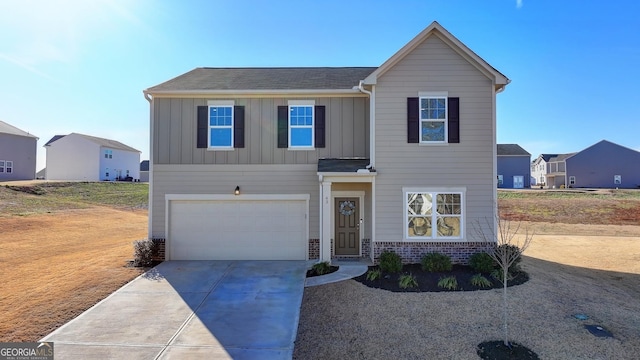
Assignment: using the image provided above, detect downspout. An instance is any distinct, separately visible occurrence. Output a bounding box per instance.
[143,91,154,241]
[357,81,375,169]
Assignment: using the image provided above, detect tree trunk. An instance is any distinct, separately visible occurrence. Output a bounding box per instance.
[503,270,509,347]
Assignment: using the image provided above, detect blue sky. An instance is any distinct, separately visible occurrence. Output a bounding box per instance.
[2,0,639,171]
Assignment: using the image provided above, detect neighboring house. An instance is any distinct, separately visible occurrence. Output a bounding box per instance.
[547,140,640,189]
[497,144,530,189]
[143,22,510,264]
[530,154,558,187]
[140,160,149,182]
[0,120,38,181]
[44,133,141,181]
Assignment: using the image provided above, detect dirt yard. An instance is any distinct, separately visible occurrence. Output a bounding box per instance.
[0,207,148,342]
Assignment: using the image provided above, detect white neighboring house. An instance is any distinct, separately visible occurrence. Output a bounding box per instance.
[44,133,141,181]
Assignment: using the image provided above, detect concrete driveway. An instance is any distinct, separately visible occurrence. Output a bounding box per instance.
[42,261,308,359]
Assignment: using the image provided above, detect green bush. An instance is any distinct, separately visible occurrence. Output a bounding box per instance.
[379,251,403,273]
[469,252,495,273]
[470,274,492,288]
[366,268,381,281]
[421,252,452,272]
[491,268,514,283]
[399,273,418,289]
[496,244,522,272]
[437,276,458,290]
[311,261,332,275]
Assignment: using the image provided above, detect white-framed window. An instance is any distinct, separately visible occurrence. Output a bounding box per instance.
[0,160,4,173]
[6,161,12,174]
[419,93,447,143]
[497,175,504,186]
[208,104,234,149]
[569,176,575,185]
[288,100,314,148]
[404,187,464,240]
[614,175,622,185]
[104,150,112,159]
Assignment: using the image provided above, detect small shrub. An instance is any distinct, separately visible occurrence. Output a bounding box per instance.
[379,251,403,273]
[133,239,156,267]
[399,273,418,289]
[491,268,514,283]
[421,252,452,272]
[311,261,331,275]
[470,274,492,288]
[496,244,522,272]
[469,252,495,273]
[437,275,458,290]
[366,268,381,281]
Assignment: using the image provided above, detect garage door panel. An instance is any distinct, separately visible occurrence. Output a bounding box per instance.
[168,199,307,260]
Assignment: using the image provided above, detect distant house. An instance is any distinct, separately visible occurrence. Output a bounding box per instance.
[0,120,38,181]
[497,144,530,188]
[530,154,558,187]
[44,133,141,181]
[140,160,149,182]
[532,140,640,189]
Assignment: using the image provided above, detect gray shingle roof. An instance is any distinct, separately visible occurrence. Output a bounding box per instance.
[497,144,530,156]
[140,160,149,171]
[0,120,38,139]
[44,133,140,153]
[549,153,577,162]
[318,158,370,172]
[146,67,377,92]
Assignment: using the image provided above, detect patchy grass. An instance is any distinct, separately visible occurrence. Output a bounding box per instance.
[0,182,148,216]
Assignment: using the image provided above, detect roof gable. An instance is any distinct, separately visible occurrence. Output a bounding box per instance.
[363,21,509,91]
[0,120,38,139]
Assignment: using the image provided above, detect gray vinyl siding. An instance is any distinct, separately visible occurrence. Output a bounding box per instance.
[374,34,496,242]
[0,133,37,180]
[153,96,369,165]
[497,156,531,188]
[151,164,319,238]
[566,141,640,189]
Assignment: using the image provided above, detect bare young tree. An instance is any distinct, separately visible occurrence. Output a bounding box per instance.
[474,213,534,347]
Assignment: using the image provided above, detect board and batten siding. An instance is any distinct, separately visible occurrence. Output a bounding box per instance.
[153,97,369,165]
[151,164,319,239]
[374,34,497,242]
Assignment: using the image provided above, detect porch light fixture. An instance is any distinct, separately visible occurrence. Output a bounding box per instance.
[234,186,240,195]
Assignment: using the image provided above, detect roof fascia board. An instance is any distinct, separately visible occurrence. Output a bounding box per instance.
[363,22,509,88]
[144,89,366,99]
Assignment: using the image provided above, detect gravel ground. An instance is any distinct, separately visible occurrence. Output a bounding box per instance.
[293,227,640,359]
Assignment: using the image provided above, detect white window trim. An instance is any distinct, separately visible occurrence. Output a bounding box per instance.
[418,91,448,145]
[287,100,315,150]
[497,175,503,186]
[403,187,465,242]
[569,176,576,185]
[0,160,4,173]
[5,161,12,174]
[614,175,622,185]
[207,100,235,150]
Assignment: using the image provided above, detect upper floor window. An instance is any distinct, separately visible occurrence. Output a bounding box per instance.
[405,188,464,240]
[104,150,112,159]
[420,97,447,143]
[289,102,314,148]
[209,105,234,148]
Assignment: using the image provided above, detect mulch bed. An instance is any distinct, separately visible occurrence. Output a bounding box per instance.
[353,264,529,292]
[306,265,339,278]
[477,340,540,359]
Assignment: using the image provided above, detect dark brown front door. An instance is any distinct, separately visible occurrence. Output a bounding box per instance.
[335,197,359,256]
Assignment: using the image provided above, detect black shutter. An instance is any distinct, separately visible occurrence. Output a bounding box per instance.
[233,106,245,148]
[277,106,288,148]
[314,105,326,148]
[448,97,460,143]
[197,106,208,148]
[407,97,419,143]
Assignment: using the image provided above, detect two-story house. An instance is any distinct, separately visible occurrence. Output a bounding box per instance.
[143,22,509,264]
[0,120,38,181]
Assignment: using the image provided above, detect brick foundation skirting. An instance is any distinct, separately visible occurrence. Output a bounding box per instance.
[308,239,319,260]
[373,241,494,265]
[151,238,165,261]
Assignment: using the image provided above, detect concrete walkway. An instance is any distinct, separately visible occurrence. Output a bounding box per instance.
[42,261,307,360]
[304,259,369,287]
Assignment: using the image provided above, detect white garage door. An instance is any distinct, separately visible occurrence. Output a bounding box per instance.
[167,197,308,260]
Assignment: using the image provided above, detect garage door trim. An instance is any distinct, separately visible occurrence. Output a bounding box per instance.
[165,193,310,260]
